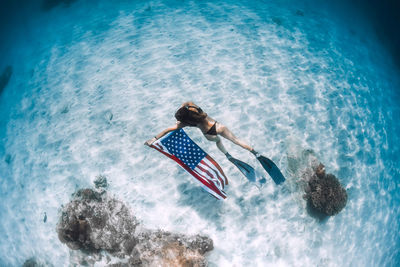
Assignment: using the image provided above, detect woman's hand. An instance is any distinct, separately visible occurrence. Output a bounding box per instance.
[145,124,181,147]
[144,137,157,146]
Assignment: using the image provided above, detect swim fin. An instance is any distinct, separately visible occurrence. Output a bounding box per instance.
[256,155,285,185]
[226,153,256,182]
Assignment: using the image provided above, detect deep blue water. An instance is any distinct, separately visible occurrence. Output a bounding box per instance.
[0,0,399,266]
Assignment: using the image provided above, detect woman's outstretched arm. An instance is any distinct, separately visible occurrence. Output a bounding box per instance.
[144,121,185,146]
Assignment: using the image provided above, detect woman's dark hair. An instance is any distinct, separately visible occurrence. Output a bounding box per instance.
[175,105,207,126]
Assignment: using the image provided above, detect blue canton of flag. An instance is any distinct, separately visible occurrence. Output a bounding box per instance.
[161,130,206,169]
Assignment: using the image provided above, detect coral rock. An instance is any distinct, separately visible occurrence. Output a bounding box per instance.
[57,188,138,254]
[57,185,213,266]
[304,165,347,216]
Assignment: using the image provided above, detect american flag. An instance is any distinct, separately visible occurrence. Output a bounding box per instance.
[151,129,228,200]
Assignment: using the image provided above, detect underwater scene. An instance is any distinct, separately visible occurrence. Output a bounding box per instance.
[0,0,399,266]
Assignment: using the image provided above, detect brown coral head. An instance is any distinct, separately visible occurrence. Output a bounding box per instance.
[305,173,347,216]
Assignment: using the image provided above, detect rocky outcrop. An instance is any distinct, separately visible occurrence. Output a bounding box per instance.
[287,147,347,218]
[56,177,213,266]
[133,231,213,267]
[57,188,137,254]
[304,163,347,216]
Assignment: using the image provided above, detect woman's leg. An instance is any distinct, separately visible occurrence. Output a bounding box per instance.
[205,134,228,154]
[217,123,254,152]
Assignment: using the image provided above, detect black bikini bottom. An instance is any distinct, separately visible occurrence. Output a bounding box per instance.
[206,122,217,136]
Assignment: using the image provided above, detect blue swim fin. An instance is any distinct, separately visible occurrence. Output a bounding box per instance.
[256,155,285,185]
[226,153,256,182]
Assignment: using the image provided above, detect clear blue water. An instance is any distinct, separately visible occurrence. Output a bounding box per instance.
[0,0,399,266]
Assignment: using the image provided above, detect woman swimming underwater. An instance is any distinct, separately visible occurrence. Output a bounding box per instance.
[144,101,260,159]
[145,101,285,184]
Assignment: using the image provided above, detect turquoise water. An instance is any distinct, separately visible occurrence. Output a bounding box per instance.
[0,0,399,266]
